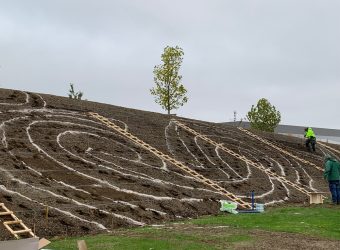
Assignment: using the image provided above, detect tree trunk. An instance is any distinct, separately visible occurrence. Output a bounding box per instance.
[167,84,170,115]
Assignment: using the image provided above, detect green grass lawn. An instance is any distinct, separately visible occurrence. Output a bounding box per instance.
[192,205,340,240]
[49,232,251,250]
[49,205,340,250]
[49,230,252,250]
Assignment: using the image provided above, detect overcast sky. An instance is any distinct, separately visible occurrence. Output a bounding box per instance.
[0,0,339,128]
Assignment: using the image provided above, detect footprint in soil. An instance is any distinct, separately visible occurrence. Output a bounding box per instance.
[76,210,90,216]
[98,170,109,175]
[59,219,74,227]
[92,209,108,219]
[81,226,90,232]
[18,204,28,209]
[3,195,12,202]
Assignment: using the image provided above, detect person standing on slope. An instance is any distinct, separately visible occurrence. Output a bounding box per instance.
[324,155,340,205]
[304,127,316,152]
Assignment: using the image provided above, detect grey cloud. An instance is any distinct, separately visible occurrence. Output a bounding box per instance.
[0,0,339,128]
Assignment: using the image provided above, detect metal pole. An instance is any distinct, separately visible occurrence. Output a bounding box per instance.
[251,190,255,210]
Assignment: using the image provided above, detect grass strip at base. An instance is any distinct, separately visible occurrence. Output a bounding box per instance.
[191,206,340,240]
[49,206,339,249]
[49,228,252,250]
[50,235,209,250]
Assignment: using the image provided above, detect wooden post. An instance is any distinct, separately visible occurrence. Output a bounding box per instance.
[77,240,88,250]
[45,206,49,224]
[309,192,327,204]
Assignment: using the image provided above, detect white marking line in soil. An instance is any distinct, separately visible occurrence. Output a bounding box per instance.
[175,122,316,205]
[225,128,319,194]
[161,160,168,171]
[295,170,301,184]
[237,148,293,201]
[97,150,161,173]
[145,208,167,216]
[238,175,276,199]
[1,164,144,227]
[215,146,245,179]
[0,116,30,147]
[194,136,216,166]
[59,131,217,197]
[165,121,176,156]
[26,121,175,201]
[239,136,315,199]
[270,158,286,176]
[27,119,216,206]
[53,180,91,195]
[102,197,139,209]
[169,121,286,204]
[0,185,108,230]
[180,198,203,202]
[178,135,204,169]
[21,161,42,176]
[109,118,128,131]
[36,94,47,108]
[318,142,340,157]
[319,144,340,162]
[3,104,324,235]
[217,166,231,179]
[293,159,316,191]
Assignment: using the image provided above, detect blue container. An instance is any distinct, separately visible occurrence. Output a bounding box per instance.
[255,203,264,212]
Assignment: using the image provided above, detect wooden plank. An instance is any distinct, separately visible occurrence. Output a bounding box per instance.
[77,240,88,250]
[0,211,13,216]
[0,203,35,239]
[12,229,32,235]
[318,142,340,155]
[4,220,22,225]
[89,112,251,209]
[39,238,51,249]
[174,120,311,196]
[238,127,323,171]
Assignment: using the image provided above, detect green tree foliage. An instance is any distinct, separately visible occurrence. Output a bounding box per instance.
[247,98,281,132]
[68,83,83,100]
[150,46,188,115]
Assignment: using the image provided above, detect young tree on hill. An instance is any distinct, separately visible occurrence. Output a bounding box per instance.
[150,46,188,115]
[68,83,83,100]
[247,98,281,132]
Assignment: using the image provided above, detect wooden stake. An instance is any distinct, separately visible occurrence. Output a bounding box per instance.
[45,206,49,224]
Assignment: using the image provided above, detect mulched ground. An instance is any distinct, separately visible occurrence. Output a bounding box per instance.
[0,88,336,241]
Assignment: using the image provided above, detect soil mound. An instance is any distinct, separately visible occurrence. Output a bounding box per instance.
[0,88,337,240]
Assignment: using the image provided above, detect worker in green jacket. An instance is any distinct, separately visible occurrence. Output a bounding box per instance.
[324,155,340,205]
[304,127,316,152]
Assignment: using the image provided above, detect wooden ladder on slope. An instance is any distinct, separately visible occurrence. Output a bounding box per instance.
[173,120,311,196]
[0,203,35,239]
[88,112,251,209]
[318,141,340,156]
[237,127,323,172]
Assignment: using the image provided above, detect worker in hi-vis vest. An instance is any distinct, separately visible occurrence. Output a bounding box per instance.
[304,127,316,152]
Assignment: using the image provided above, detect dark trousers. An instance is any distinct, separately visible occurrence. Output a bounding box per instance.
[329,180,340,204]
[305,138,316,152]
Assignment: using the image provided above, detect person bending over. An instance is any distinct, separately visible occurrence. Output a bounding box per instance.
[304,127,316,152]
